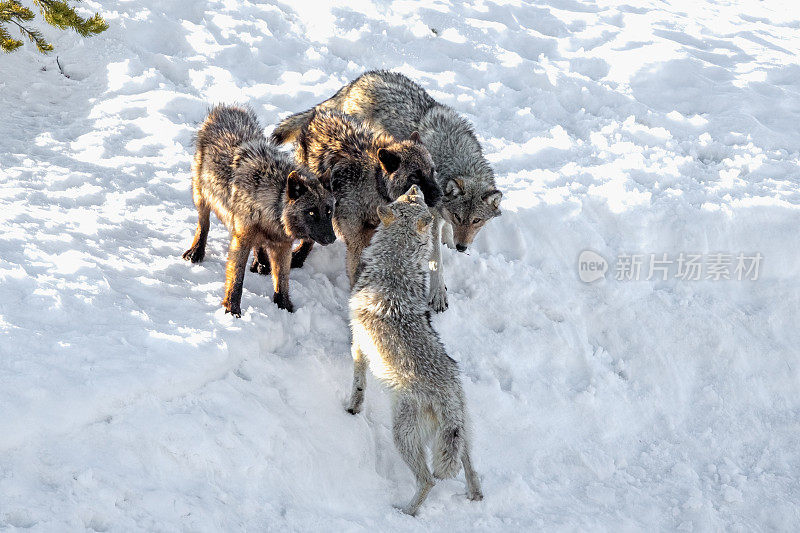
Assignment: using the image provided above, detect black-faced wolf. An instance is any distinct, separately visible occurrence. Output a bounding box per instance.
[272,70,502,312]
[262,109,440,287]
[346,185,483,516]
[183,105,335,316]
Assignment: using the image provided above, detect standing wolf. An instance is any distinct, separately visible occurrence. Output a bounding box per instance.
[346,185,483,516]
[183,104,336,316]
[272,70,502,312]
[258,109,440,287]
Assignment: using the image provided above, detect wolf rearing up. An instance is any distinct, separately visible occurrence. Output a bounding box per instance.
[183,105,336,316]
[272,70,502,312]
[346,185,483,516]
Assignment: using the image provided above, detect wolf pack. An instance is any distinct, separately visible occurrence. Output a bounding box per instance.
[183,71,501,516]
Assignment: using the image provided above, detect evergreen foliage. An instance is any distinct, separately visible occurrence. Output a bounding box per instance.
[0,0,107,53]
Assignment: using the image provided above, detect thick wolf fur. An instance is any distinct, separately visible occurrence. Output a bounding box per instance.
[261,109,439,287]
[346,185,483,516]
[272,70,502,312]
[183,104,335,316]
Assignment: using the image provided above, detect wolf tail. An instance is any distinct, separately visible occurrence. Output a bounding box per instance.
[271,107,316,145]
[432,412,465,479]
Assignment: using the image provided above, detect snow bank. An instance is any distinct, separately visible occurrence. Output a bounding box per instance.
[1,0,799,530]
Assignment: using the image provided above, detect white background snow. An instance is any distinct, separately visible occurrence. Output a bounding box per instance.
[1,0,799,530]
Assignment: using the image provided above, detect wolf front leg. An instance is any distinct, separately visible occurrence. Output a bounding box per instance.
[291,240,315,268]
[222,232,252,317]
[345,229,375,288]
[393,396,435,516]
[267,241,294,312]
[346,342,367,414]
[441,219,456,249]
[428,215,448,312]
[251,240,314,275]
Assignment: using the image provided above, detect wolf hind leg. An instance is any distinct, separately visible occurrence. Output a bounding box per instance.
[249,246,271,275]
[393,396,434,516]
[346,342,367,414]
[461,445,483,501]
[183,201,210,263]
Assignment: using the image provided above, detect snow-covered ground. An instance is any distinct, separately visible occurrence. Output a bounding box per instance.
[1,0,799,530]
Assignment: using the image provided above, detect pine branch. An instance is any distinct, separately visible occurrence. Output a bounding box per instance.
[34,0,107,36]
[0,1,35,22]
[0,0,107,54]
[0,22,23,52]
[8,16,53,52]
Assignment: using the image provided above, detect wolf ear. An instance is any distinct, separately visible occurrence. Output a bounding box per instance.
[376,204,396,226]
[445,178,465,197]
[401,184,424,204]
[319,168,333,192]
[286,171,308,201]
[409,131,421,143]
[377,148,401,174]
[483,189,502,213]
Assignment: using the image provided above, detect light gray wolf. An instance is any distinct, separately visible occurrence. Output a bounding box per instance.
[346,185,483,516]
[182,104,335,316]
[258,109,440,287]
[272,70,502,312]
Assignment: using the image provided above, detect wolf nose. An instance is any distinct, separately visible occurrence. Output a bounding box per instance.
[456,244,467,253]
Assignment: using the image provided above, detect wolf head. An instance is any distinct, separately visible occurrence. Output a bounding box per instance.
[282,169,337,245]
[417,105,502,252]
[375,185,434,262]
[440,176,501,252]
[376,132,442,208]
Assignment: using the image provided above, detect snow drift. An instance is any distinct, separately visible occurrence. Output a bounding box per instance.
[1,0,799,530]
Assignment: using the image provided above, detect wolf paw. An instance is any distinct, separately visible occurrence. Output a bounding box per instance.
[182,247,204,263]
[428,285,448,313]
[467,488,484,501]
[273,292,295,313]
[345,398,362,415]
[394,504,419,517]
[249,257,271,275]
[223,303,241,318]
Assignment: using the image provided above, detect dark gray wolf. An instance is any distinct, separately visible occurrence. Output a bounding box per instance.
[259,109,440,287]
[272,70,502,311]
[183,104,335,316]
[346,185,483,516]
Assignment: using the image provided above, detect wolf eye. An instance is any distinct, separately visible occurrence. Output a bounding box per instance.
[472,218,482,224]
[326,208,332,216]
[308,210,316,218]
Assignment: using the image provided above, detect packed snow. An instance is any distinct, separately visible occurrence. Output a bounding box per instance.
[1,0,799,530]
